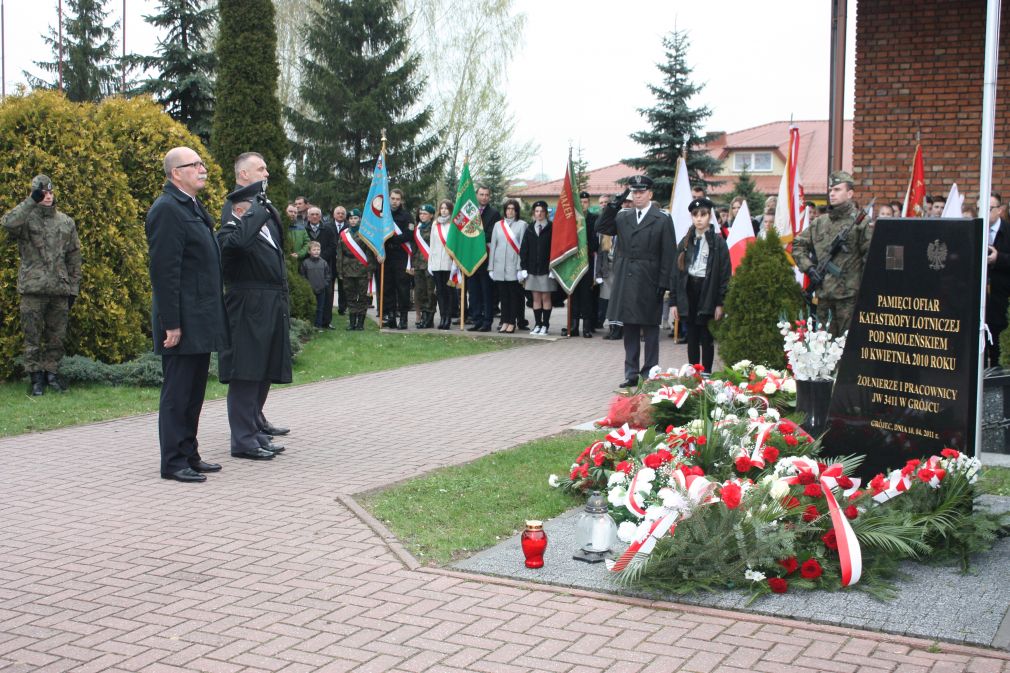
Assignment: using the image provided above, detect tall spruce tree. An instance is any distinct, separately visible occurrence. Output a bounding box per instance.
[128,0,217,146]
[480,151,508,204]
[287,0,442,208]
[212,0,289,202]
[623,30,721,203]
[727,166,765,214]
[27,0,121,102]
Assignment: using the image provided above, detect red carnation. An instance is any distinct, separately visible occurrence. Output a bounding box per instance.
[665,425,675,433]
[869,474,886,494]
[570,467,580,480]
[779,419,797,434]
[721,482,743,509]
[768,577,788,593]
[836,476,854,490]
[614,461,632,475]
[644,453,663,469]
[802,505,819,522]
[778,556,799,574]
[593,453,606,467]
[784,496,801,509]
[822,530,838,551]
[917,468,935,483]
[783,434,798,447]
[901,459,921,477]
[844,505,858,520]
[800,558,823,579]
[941,448,960,459]
[735,456,753,473]
[696,435,707,445]
[798,471,815,485]
[689,465,705,476]
[693,364,704,372]
[803,483,822,497]
[762,446,780,464]
[656,449,673,463]
[848,489,863,501]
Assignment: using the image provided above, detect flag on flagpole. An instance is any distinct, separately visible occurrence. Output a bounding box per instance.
[549,158,589,294]
[358,151,395,262]
[902,144,926,217]
[940,182,964,218]
[669,156,693,243]
[773,126,804,246]
[726,199,755,273]
[445,158,487,276]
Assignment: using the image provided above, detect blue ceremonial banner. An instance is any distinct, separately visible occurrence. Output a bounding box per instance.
[359,151,394,262]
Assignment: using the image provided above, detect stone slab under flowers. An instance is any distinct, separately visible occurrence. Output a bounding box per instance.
[453,495,1010,649]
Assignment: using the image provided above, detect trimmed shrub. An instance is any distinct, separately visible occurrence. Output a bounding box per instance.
[713,228,806,368]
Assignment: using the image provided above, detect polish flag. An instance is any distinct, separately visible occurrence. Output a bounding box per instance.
[941,183,964,218]
[669,156,694,244]
[727,199,755,273]
[773,126,804,246]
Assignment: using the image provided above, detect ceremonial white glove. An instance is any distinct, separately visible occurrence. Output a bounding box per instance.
[517,269,528,282]
[595,277,604,285]
[450,262,459,276]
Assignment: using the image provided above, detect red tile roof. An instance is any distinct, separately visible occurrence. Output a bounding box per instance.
[508,162,639,199]
[702,120,853,197]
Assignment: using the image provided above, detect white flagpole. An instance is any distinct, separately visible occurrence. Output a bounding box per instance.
[976,0,1002,460]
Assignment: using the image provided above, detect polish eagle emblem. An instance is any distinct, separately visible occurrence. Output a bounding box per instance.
[927,239,947,271]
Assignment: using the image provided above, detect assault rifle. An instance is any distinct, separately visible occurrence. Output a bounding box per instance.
[803,198,875,305]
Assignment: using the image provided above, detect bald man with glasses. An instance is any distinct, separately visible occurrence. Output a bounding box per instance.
[146,147,229,483]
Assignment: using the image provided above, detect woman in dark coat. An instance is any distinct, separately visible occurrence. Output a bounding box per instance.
[518,200,556,335]
[670,198,731,375]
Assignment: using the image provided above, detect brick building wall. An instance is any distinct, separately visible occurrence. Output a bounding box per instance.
[853,0,1010,205]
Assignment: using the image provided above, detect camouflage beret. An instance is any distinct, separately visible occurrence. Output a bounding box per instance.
[829,171,854,188]
[31,174,53,191]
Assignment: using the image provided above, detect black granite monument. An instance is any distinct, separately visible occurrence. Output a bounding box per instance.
[820,217,984,479]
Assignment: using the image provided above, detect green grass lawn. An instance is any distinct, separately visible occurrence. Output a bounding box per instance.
[358,431,592,565]
[0,316,520,437]
[979,466,1010,496]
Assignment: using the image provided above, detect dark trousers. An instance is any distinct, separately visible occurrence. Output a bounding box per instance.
[571,274,593,324]
[335,276,346,314]
[313,290,326,327]
[496,280,523,325]
[467,266,492,326]
[686,276,715,373]
[623,324,659,381]
[159,352,210,475]
[987,324,1005,368]
[229,379,272,453]
[381,262,412,314]
[433,270,451,321]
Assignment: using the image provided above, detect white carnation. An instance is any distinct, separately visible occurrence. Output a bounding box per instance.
[617,521,639,543]
[548,474,560,488]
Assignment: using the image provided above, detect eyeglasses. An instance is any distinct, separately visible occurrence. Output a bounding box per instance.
[174,161,206,171]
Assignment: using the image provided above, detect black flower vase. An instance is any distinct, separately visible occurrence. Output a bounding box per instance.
[796,379,834,437]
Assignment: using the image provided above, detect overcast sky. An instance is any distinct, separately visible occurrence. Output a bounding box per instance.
[1,0,856,180]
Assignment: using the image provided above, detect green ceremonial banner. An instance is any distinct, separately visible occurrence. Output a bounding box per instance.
[549,159,589,294]
[446,159,487,276]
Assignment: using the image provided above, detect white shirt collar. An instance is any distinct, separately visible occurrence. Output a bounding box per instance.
[637,203,652,220]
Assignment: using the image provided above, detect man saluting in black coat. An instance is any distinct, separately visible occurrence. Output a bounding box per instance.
[218,152,293,461]
[146,147,229,483]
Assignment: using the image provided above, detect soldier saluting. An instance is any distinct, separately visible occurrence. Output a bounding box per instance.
[2,174,81,395]
[793,170,873,338]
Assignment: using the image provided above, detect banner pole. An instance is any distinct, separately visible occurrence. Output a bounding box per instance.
[379,262,386,330]
[567,296,572,337]
[460,274,466,331]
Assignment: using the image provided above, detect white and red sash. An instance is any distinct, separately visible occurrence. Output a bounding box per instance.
[393,223,413,270]
[414,225,431,260]
[340,229,369,267]
[498,219,520,255]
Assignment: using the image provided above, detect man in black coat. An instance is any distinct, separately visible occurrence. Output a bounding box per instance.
[987,193,1010,368]
[383,188,414,329]
[564,191,600,338]
[146,147,229,483]
[332,205,349,316]
[218,152,293,461]
[305,205,338,329]
[595,175,675,387]
[466,185,501,332]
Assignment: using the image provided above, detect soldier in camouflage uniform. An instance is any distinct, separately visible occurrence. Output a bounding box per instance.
[793,170,873,338]
[2,175,81,395]
[411,204,437,328]
[338,209,376,331]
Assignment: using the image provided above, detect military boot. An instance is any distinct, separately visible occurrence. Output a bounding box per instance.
[45,371,67,393]
[397,310,409,330]
[383,312,396,328]
[346,314,357,331]
[29,371,45,396]
[424,312,436,328]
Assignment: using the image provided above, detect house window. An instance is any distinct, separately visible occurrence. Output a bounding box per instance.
[733,152,773,172]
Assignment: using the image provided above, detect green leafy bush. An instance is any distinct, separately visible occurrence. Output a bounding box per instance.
[714,228,805,368]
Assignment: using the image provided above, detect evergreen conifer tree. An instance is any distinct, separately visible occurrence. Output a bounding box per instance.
[713,229,805,368]
[128,0,217,146]
[480,151,508,204]
[211,0,289,203]
[287,0,442,208]
[727,166,766,215]
[623,30,721,203]
[27,0,121,102]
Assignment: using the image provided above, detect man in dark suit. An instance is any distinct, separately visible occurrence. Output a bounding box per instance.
[596,175,675,387]
[305,205,338,329]
[332,205,349,316]
[146,147,229,483]
[467,185,501,332]
[218,152,293,461]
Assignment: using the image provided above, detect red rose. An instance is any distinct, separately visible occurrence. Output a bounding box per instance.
[643,453,663,469]
[778,556,798,574]
[835,476,854,490]
[844,505,858,520]
[798,471,815,485]
[802,505,819,522]
[917,468,935,483]
[783,435,798,447]
[803,483,822,498]
[822,530,838,550]
[762,446,780,464]
[941,448,960,459]
[869,474,886,494]
[768,577,788,593]
[721,482,743,509]
[593,453,606,467]
[848,489,863,500]
[779,419,797,434]
[735,456,753,473]
[656,449,673,463]
[800,558,823,579]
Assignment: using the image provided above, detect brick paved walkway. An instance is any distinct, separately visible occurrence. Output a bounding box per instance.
[2,335,1009,673]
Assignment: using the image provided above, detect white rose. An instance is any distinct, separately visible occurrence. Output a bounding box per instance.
[754,365,768,378]
[607,471,627,487]
[782,378,796,394]
[548,474,560,488]
[617,521,639,543]
[769,479,790,499]
[608,485,628,507]
[762,381,777,395]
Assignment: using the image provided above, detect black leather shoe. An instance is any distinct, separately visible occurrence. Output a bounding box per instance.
[477,323,492,332]
[29,371,45,396]
[45,371,67,392]
[583,329,593,338]
[619,378,639,388]
[231,448,275,460]
[262,424,289,436]
[162,467,207,482]
[190,460,222,473]
[261,443,286,453]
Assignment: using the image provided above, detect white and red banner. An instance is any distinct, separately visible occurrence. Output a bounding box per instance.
[774,126,805,246]
[340,229,369,267]
[669,156,693,244]
[414,226,430,260]
[902,144,926,217]
[498,220,521,255]
[727,198,755,273]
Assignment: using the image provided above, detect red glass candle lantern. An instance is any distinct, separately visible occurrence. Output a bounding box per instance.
[521,520,547,568]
